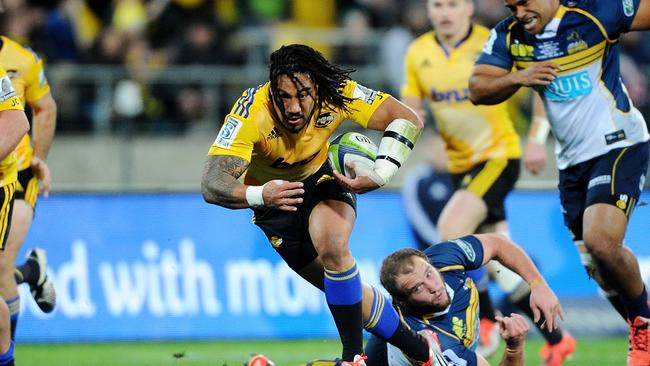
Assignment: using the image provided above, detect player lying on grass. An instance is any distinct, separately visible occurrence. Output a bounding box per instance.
[364,233,561,366]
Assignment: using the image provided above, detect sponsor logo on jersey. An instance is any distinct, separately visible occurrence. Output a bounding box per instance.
[588,175,612,189]
[623,0,635,17]
[215,116,243,149]
[537,41,562,59]
[452,316,466,339]
[566,32,588,54]
[510,42,534,59]
[352,84,379,105]
[266,126,282,140]
[605,129,626,145]
[431,87,470,103]
[0,76,16,102]
[544,71,592,101]
[315,112,336,128]
[450,239,476,261]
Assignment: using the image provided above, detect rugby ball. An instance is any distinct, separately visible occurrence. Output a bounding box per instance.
[328,132,377,178]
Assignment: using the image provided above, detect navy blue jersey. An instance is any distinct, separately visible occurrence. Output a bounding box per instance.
[476,0,649,170]
[398,235,485,365]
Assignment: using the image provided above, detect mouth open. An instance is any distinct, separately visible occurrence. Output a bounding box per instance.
[521,15,538,31]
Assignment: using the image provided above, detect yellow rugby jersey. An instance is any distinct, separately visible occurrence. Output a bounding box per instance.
[208,79,387,184]
[0,36,51,170]
[402,24,521,174]
[0,64,25,187]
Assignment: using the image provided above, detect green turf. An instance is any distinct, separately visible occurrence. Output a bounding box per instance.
[14,337,628,365]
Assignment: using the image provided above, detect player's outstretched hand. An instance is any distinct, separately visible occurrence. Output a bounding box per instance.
[262,180,304,211]
[332,161,381,194]
[529,280,565,332]
[514,61,561,87]
[523,141,547,175]
[495,313,528,349]
[30,156,52,197]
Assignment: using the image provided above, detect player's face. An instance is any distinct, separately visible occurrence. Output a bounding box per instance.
[428,0,473,39]
[272,73,318,133]
[396,256,451,315]
[504,0,560,35]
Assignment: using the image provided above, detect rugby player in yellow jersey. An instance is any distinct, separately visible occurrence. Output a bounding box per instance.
[0,35,57,342]
[400,1,572,365]
[0,63,29,366]
[202,44,448,366]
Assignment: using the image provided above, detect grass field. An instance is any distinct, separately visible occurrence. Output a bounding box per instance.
[14,337,629,365]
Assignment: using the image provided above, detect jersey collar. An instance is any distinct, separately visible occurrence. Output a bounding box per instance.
[434,24,474,58]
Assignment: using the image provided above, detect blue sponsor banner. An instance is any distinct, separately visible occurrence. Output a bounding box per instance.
[15,191,650,342]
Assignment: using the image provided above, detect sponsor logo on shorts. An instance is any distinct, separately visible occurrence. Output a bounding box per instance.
[605,130,626,145]
[588,175,611,189]
[270,236,283,248]
[616,194,629,210]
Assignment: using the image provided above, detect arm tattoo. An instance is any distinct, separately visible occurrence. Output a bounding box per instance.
[201,155,250,208]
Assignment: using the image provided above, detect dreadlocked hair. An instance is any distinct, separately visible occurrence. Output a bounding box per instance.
[269,44,356,114]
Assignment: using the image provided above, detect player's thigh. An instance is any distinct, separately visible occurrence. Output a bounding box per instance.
[437,189,487,239]
[583,142,649,242]
[0,200,32,268]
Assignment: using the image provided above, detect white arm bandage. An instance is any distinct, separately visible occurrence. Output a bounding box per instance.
[371,118,422,186]
[245,184,266,208]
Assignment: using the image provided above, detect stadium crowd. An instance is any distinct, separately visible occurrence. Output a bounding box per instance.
[2,0,649,134]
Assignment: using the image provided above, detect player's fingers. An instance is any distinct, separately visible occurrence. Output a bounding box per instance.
[531,305,541,324]
[281,188,304,198]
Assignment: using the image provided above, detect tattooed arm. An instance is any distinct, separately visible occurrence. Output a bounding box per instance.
[201,155,250,209]
[201,154,305,211]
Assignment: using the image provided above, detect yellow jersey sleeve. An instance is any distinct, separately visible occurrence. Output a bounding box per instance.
[24,55,51,104]
[0,67,23,111]
[207,114,260,162]
[400,44,423,98]
[341,79,388,128]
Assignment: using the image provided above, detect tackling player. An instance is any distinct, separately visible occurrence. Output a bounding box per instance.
[365,234,563,366]
[400,1,572,363]
[469,0,650,364]
[202,44,441,365]
[0,33,57,342]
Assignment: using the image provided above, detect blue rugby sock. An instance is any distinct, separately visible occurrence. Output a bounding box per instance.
[0,341,14,366]
[364,287,428,363]
[324,262,362,361]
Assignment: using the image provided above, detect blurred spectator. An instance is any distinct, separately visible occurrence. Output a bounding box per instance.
[333,8,373,66]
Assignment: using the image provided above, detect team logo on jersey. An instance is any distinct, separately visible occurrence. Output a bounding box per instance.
[215,116,243,149]
[315,112,336,128]
[450,239,476,261]
[566,32,588,54]
[544,71,592,101]
[623,0,634,17]
[352,84,379,105]
[0,76,16,102]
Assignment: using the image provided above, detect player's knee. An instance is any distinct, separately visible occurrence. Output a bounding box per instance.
[583,230,621,260]
[319,245,353,269]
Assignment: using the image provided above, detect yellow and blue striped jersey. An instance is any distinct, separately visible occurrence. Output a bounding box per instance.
[402,24,521,174]
[477,0,649,169]
[397,235,484,365]
[0,36,51,170]
[208,80,388,184]
[0,64,25,187]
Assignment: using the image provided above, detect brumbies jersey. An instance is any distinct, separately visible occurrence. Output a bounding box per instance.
[402,25,521,174]
[0,65,25,187]
[477,0,649,169]
[397,236,484,365]
[208,80,387,184]
[0,36,51,170]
